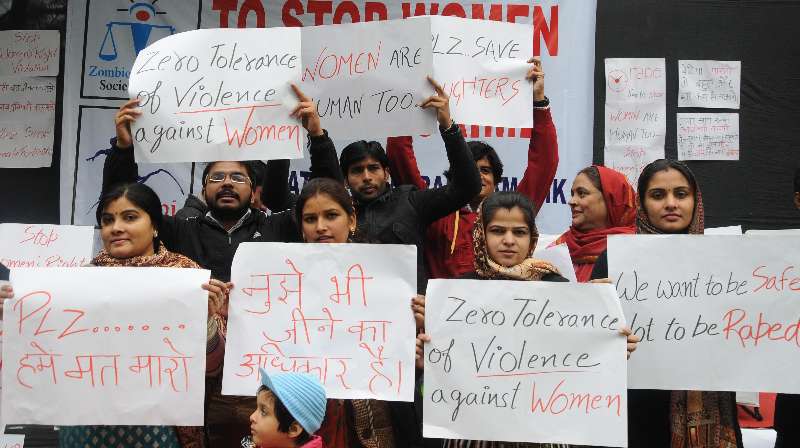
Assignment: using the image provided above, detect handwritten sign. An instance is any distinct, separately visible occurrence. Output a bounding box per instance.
[605,58,666,104]
[128,28,302,163]
[533,243,577,283]
[609,235,800,393]
[677,113,739,161]
[0,77,56,168]
[300,18,434,140]
[604,58,666,188]
[423,280,627,446]
[678,60,740,109]
[428,16,532,128]
[0,435,24,448]
[0,224,94,269]
[2,267,209,425]
[223,243,417,401]
[0,31,59,76]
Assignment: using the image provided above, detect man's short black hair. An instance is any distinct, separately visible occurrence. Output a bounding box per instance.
[339,140,389,176]
[201,161,256,186]
[444,140,503,184]
[257,385,311,445]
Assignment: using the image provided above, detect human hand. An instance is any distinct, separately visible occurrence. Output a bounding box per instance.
[420,76,452,129]
[290,84,323,137]
[526,57,545,102]
[411,294,425,332]
[415,333,431,369]
[115,98,142,148]
[619,326,641,359]
[0,283,13,319]
[202,279,233,318]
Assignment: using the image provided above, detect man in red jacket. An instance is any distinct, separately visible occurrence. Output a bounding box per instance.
[387,57,558,280]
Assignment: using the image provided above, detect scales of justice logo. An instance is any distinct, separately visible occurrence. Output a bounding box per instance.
[98,0,175,62]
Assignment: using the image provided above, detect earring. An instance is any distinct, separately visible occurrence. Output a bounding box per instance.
[348,227,356,240]
[153,230,158,238]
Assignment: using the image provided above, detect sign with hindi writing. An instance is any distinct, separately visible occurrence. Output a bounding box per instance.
[423,280,627,447]
[677,113,739,161]
[428,16,533,128]
[609,235,800,393]
[604,58,666,188]
[2,267,209,425]
[223,243,417,401]
[678,60,740,109]
[0,224,94,269]
[0,77,56,168]
[300,18,434,140]
[0,31,59,76]
[128,28,302,163]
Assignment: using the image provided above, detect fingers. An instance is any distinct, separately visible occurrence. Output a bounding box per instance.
[0,284,13,300]
[426,76,446,96]
[419,95,446,110]
[291,103,315,118]
[291,83,310,102]
[618,326,632,336]
[122,98,141,109]
[527,56,542,65]
[590,278,612,284]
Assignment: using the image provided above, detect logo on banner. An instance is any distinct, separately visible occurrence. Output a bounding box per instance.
[83,0,181,99]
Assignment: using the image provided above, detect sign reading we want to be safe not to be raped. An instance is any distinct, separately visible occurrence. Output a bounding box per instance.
[128,17,535,164]
[222,243,417,401]
[609,235,800,393]
[423,280,628,447]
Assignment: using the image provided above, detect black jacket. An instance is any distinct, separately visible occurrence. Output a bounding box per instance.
[174,194,207,220]
[101,133,341,280]
[354,125,481,294]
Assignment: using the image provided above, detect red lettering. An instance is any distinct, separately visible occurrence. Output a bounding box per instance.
[752,265,800,292]
[238,0,266,28]
[402,2,439,18]
[442,2,467,17]
[333,1,360,23]
[722,308,800,348]
[533,5,558,56]
[59,308,89,339]
[506,4,528,23]
[307,0,333,25]
[212,0,238,28]
[282,0,304,26]
[364,2,388,21]
[471,3,503,21]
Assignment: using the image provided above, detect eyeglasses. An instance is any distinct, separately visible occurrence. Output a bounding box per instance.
[206,172,251,184]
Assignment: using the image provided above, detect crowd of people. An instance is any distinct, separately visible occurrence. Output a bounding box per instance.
[1,56,798,448]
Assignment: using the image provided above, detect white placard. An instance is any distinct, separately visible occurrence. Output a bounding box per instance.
[223,243,417,401]
[605,102,666,148]
[423,279,627,447]
[678,60,740,109]
[609,235,800,392]
[604,144,663,190]
[705,226,742,235]
[0,77,56,168]
[0,30,59,76]
[746,229,800,235]
[2,267,209,425]
[677,113,739,161]
[428,16,533,128]
[300,18,435,140]
[533,242,577,283]
[604,58,666,104]
[129,28,303,163]
[0,435,24,448]
[0,224,94,269]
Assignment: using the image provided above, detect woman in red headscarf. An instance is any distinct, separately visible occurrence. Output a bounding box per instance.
[553,165,637,282]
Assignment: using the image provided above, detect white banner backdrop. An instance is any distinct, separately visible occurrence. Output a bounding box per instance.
[61,0,595,235]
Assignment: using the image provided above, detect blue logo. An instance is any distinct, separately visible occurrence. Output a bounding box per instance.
[99,1,175,62]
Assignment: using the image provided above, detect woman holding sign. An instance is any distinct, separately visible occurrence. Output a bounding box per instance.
[591,159,742,448]
[553,166,636,282]
[49,182,227,448]
[291,176,423,448]
[414,191,638,448]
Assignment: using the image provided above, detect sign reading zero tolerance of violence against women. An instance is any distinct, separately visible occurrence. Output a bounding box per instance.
[423,280,628,447]
[609,235,800,393]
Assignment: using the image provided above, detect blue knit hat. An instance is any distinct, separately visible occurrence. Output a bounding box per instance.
[258,368,327,434]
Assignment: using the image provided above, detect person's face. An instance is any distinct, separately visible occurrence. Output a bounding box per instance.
[202,161,253,214]
[249,390,296,448]
[485,206,533,268]
[301,193,356,243]
[568,173,608,231]
[475,156,496,202]
[100,196,156,259]
[643,168,695,233]
[346,156,389,201]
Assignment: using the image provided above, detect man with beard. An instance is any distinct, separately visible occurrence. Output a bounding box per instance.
[103,86,340,281]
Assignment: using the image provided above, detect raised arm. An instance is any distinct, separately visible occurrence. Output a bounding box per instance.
[517,57,559,211]
[102,99,142,194]
[291,84,343,183]
[410,77,481,224]
[387,136,427,190]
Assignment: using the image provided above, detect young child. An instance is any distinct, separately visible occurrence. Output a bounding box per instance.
[249,368,327,448]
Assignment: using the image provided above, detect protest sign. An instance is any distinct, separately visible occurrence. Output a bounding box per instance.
[128,28,303,163]
[0,77,56,168]
[0,435,24,448]
[0,224,94,269]
[533,242,577,283]
[2,267,209,425]
[223,242,417,401]
[428,16,533,128]
[609,235,800,392]
[604,58,666,187]
[0,30,59,76]
[300,18,434,140]
[678,60,741,109]
[423,280,627,447]
[677,113,739,161]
